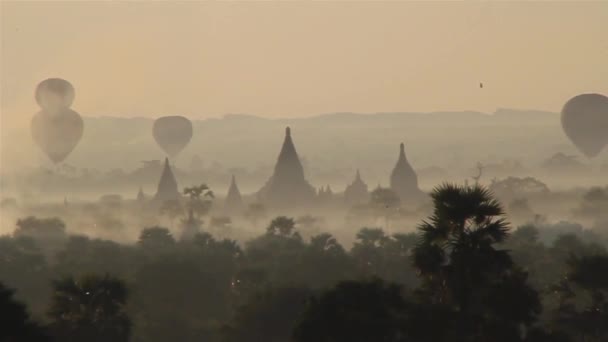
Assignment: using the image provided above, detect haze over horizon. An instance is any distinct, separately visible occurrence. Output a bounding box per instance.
[2,1,607,121]
[2,1,607,172]
[2,3,608,341]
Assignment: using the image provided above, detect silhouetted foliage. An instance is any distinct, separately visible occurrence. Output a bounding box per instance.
[222,286,312,342]
[413,183,541,341]
[294,279,408,342]
[552,254,608,342]
[48,274,131,342]
[138,226,175,251]
[0,282,50,341]
[14,217,67,253]
[3,181,608,342]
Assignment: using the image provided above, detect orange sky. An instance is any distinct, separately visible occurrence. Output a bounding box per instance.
[2,1,607,119]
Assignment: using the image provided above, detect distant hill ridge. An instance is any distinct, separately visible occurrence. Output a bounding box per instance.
[86,108,558,122]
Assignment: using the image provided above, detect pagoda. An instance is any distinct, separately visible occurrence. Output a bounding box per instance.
[224,175,244,215]
[390,143,424,203]
[258,127,316,209]
[154,157,181,203]
[344,169,369,205]
[136,187,146,202]
[317,185,334,204]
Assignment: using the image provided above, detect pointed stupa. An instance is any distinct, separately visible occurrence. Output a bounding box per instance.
[154,158,181,202]
[344,169,369,205]
[390,143,424,203]
[137,187,145,202]
[258,127,316,209]
[224,175,244,214]
[317,185,334,203]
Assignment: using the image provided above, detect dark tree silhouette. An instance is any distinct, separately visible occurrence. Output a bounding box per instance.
[132,257,228,342]
[0,282,50,341]
[243,217,305,287]
[180,184,214,239]
[298,233,354,288]
[489,176,550,200]
[553,254,608,342]
[222,286,312,342]
[183,184,214,219]
[0,236,51,315]
[412,183,540,341]
[14,216,66,238]
[48,274,131,342]
[266,216,298,238]
[138,226,175,251]
[14,216,67,254]
[351,228,418,287]
[293,279,408,342]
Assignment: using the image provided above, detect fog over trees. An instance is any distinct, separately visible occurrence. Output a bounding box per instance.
[2,2,608,342]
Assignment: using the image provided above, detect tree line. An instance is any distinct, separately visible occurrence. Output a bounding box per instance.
[2,184,608,342]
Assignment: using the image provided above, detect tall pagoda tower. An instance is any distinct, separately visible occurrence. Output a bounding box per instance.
[258,127,316,209]
[224,175,244,215]
[344,169,369,205]
[154,157,181,202]
[137,186,146,202]
[390,143,424,203]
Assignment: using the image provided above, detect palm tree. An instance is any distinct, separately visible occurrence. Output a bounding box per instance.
[183,184,214,221]
[48,274,131,342]
[414,183,510,300]
[180,184,214,240]
[412,183,539,340]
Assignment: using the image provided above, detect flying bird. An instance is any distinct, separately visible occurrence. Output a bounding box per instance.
[479,82,483,89]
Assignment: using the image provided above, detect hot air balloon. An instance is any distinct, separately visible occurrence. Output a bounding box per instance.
[152,116,193,158]
[35,78,75,113]
[561,93,608,158]
[31,108,84,164]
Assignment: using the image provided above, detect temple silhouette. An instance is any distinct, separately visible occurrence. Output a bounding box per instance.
[390,143,425,203]
[258,127,316,209]
[344,169,369,205]
[154,157,181,203]
[224,175,244,214]
[317,185,334,205]
[136,186,145,202]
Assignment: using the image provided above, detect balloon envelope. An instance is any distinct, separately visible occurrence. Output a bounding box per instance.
[35,78,75,113]
[152,116,193,157]
[31,109,84,164]
[561,93,608,158]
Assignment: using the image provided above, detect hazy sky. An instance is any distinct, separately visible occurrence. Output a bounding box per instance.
[2,1,607,120]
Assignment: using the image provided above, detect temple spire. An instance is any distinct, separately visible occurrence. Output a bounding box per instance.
[258,126,316,209]
[154,157,180,202]
[137,186,145,202]
[390,143,424,203]
[225,175,244,214]
[344,169,369,205]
